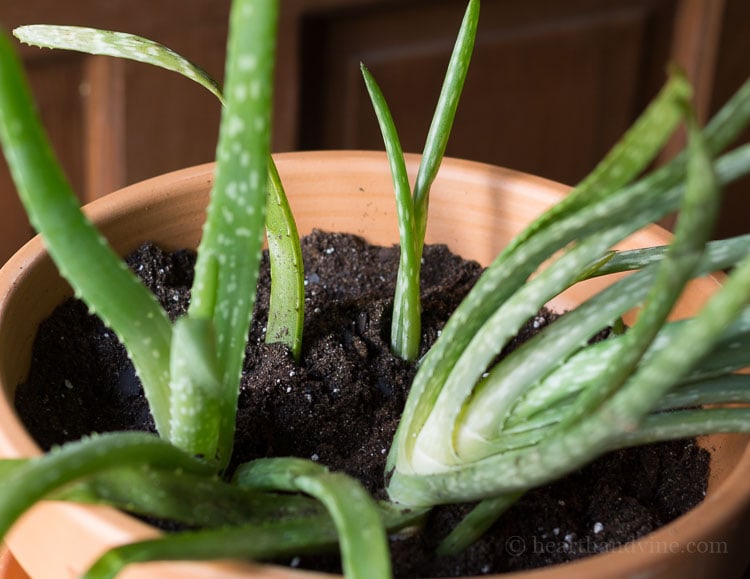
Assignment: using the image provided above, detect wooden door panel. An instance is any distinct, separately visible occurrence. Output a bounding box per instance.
[299,0,677,186]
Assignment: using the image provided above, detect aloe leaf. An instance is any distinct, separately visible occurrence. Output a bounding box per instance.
[0,432,211,538]
[702,76,750,156]
[612,406,750,448]
[0,29,174,436]
[83,519,341,579]
[53,466,324,528]
[549,106,719,434]
[412,0,479,250]
[0,460,25,479]
[168,317,222,459]
[436,491,522,556]
[83,499,425,579]
[582,233,750,278]
[13,25,223,103]
[361,63,421,361]
[362,0,478,361]
[654,374,750,411]
[235,457,392,579]
[188,0,277,467]
[265,158,305,361]
[506,308,750,428]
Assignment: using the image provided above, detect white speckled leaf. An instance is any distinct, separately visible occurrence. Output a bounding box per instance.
[14,25,223,102]
[188,0,277,467]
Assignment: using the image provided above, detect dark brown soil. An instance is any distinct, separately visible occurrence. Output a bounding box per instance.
[14,230,709,577]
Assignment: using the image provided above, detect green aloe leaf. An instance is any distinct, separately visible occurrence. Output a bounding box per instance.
[613,406,750,448]
[0,432,211,538]
[361,63,420,361]
[506,308,750,430]
[83,484,424,579]
[187,0,278,466]
[265,158,304,362]
[654,374,750,412]
[581,233,750,278]
[55,464,324,528]
[83,519,341,579]
[14,25,223,102]
[236,457,392,579]
[412,0,480,251]
[0,28,174,437]
[436,491,523,555]
[168,317,223,459]
[500,68,691,259]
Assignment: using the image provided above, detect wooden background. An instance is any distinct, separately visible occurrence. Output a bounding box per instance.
[0,0,748,265]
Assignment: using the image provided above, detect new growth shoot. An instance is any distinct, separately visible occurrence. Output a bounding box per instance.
[362,0,479,361]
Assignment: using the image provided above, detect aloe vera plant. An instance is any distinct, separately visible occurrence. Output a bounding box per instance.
[1,0,750,577]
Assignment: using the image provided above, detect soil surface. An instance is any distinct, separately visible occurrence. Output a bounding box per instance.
[15,230,709,577]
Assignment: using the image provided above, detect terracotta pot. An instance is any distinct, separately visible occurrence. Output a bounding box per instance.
[0,151,748,578]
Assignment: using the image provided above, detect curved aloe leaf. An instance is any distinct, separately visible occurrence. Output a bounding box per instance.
[235,457,392,579]
[505,308,750,431]
[436,491,522,555]
[0,29,174,437]
[501,71,691,259]
[581,233,750,278]
[654,374,750,411]
[0,432,211,538]
[412,0,479,249]
[56,464,324,528]
[612,406,750,448]
[83,482,424,579]
[14,25,223,102]
[265,158,304,361]
[83,519,341,579]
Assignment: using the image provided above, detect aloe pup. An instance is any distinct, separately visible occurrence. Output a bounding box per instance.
[1,0,750,576]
